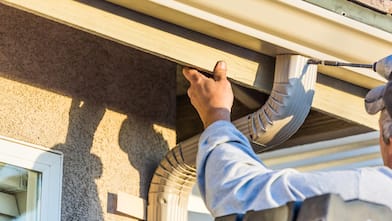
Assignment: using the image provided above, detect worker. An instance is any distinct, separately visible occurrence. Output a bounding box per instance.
[182,61,392,218]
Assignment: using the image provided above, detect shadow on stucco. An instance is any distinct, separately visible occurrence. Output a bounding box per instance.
[0,3,175,220]
[52,100,105,220]
[118,116,170,200]
[0,3,176,128]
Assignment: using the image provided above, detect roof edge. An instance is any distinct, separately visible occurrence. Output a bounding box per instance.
[109,0,391,88]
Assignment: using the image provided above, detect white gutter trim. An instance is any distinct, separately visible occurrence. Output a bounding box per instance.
[260,131,380,160]
[258,131,382,172]
[109,0,391,88]
[150,0,392,50]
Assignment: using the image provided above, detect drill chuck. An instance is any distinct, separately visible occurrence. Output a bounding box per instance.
[374,55,392,80]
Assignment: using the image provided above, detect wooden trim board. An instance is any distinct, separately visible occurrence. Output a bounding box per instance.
[0,0,272,90]
[117,192,146,220]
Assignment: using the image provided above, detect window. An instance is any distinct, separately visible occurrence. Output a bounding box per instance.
[0,136,62,221]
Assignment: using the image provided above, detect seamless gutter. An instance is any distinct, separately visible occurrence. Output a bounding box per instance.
[109,0,391,88]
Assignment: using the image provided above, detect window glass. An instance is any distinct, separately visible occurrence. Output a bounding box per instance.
[0,162,41,221]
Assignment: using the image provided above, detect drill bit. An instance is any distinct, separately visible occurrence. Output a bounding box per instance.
[307,59,373,69]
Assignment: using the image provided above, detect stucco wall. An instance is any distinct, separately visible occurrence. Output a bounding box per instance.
[0,4,176,221]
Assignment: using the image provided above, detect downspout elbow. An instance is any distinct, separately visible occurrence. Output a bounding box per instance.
[234,55,317,151]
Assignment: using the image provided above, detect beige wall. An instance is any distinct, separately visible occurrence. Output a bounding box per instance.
[0,4,176,220]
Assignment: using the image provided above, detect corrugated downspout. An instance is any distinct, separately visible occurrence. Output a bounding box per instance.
[235,55,317,152]
[148,55,317,221]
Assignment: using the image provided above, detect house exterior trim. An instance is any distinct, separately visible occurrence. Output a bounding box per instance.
[0,0,381,128]
[108,0,391,89]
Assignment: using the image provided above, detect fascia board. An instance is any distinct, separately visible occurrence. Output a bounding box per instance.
[108,0,391,89]
[0,0,272,90]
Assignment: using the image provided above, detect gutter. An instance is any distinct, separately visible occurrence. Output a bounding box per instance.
[107,0,391,89]
[148,54,317,220]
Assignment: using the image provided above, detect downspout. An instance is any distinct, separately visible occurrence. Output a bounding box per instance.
[148,55,317,221]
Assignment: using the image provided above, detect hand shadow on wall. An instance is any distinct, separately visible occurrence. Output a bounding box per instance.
[118,115,170,201]
[52,100,105,221]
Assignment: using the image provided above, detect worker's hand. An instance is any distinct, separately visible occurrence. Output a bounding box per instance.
[183,61,233,128]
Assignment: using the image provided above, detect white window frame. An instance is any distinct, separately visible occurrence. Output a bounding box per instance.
[0,135,62,221]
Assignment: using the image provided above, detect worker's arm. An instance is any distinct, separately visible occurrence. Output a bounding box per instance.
[197,120,392,216]
[183,61,392,217]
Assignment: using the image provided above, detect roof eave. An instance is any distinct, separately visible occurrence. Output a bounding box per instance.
[109,0,391,89]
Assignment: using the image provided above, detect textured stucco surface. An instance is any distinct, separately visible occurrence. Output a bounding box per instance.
[0,4,176,221]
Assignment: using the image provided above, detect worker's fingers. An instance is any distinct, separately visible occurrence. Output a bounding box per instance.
[182,67,206,83]
[213,61,227,81]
